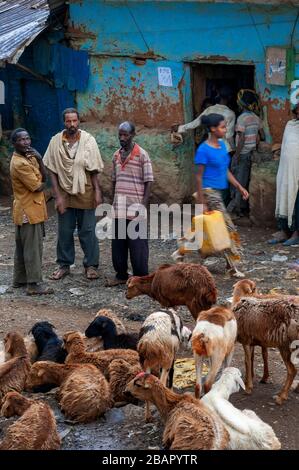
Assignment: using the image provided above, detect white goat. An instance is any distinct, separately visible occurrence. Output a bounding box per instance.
[192,306,237,398]
[202,367,281,450]
[138,309,191,386]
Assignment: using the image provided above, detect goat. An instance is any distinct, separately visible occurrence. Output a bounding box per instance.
[0,391,61,450]
[30,321,67,363]
[137,309,192,421]
[126,263,217,320]
[1,336,37,364]
[192,306,237,398]
[138,309,191,387]
[85,316,138,350]
[83,308,127,352]
[26,361,113,423]
[108,358,142,405]
[0,332,31,403]
[124,372,229,450]
[202,367,281,450]
[233,297,299,404]
[63,331,140,378]
[232,279,299,384]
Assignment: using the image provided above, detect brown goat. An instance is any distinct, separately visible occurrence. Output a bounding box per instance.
[233,297,299,404]
[126,263,217,320]
[0,332,31,403]
[125,373,229,450]
[26,361,113,423]
[63,331,139,378]
[108,358,142,404]
[232,279,299,385]
[0,391,60,450]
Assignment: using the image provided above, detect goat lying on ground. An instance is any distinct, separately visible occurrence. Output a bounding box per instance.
[63,331,140,379]
[108,358,142,405]
[30,321,67,363]
[26,361,113,423]
[84,308,127,352]
[126,263,217,320]
[0,391,61,450]
[192,306,237,397]
[0,332,31,403]
[233,297,299,404]
[125,372,229,450]
[202,367,281,450]
[1,335,37,364]
[85,316,138,350]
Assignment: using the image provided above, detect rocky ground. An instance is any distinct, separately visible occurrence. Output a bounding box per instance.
[0,198,298,450]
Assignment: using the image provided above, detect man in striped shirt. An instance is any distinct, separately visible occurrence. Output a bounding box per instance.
[106,122,154,287]
[228,89,264,217]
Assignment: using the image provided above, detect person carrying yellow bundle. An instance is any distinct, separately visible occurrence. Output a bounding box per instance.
[173,114,249,278]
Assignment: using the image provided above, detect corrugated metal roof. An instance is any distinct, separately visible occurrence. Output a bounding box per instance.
[0,0,64,64]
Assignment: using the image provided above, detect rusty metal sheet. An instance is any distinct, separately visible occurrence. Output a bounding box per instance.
[0,0,64,64]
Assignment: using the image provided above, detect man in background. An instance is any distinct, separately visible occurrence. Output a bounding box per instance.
[173,85,236,152]
[227,89,264,217]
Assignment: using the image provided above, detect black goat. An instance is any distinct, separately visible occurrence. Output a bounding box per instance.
[85,316,138,350]
[30,321,67,363]
[29,321,67,393]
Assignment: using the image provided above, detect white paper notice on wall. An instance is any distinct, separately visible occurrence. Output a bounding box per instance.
[158,67,173,87]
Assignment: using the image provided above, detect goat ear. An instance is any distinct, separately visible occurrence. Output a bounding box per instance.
[236,375,246,390]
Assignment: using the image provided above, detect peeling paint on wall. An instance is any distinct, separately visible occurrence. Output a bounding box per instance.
[67,0,299,201]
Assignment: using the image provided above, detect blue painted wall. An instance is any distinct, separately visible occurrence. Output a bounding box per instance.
[65,1,299,201]
[69,1,299,139]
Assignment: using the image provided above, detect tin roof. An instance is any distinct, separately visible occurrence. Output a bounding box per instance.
[0,0,64,64]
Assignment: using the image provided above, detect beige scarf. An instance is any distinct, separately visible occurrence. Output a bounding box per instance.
[44,130,104,195]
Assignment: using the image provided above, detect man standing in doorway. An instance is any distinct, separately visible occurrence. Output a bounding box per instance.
[105,122,154,287]
[10,128,53,295]
[173,85,236,152]
[44,108,104,280]
[227,89,264,217]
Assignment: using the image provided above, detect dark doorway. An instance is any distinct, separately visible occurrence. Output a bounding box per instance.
[190,63,255,140]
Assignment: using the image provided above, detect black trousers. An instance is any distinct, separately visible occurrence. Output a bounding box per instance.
[112,218,149,280]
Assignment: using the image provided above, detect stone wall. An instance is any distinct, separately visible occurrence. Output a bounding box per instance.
[249,160,278,228]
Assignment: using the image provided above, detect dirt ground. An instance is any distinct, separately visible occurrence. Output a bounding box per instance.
[0,199,298,450]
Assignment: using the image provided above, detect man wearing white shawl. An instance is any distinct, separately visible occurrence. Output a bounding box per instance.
[44,108,104,280]
[268,104,299,247]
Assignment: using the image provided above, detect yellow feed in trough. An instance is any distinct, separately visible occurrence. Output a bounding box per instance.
[173,358,209,390]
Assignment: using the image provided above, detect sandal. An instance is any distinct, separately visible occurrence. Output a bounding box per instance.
[105,277,128,287]
[49,267,70,280]
[26,284,54,296]
[85,266,99,280]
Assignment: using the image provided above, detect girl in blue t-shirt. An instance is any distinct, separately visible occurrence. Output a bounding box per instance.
[195,113,249,278]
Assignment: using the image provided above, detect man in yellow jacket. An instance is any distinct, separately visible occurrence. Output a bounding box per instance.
[10,128,53,295]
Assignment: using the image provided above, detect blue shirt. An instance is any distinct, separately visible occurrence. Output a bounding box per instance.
[194,140,230,190]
